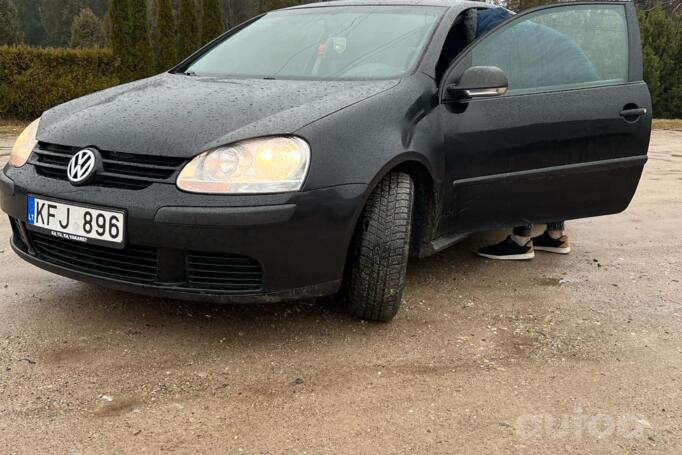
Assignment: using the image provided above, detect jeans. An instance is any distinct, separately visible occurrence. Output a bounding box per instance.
[513,222,565,238]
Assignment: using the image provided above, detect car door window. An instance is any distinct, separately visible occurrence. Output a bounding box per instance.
[467,4,629,94]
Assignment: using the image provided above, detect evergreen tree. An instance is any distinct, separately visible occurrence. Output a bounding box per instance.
[155,0,177,71]
[642,45,664,113]
[88,0,110,18]
[225,0,260,25]
[128,0,154,79]
[177,0,200,61]
[200,0,225,45]
[669,10,682,118]
[39,0,85,47]
[639,7,681,118]
[15,0,47,46]
[258,0,306,13]
[70,7,105,48]
[109,0,133,80]
[0,0,23,45]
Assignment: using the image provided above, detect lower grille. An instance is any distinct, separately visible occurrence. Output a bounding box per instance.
[12,220,265,294]
[29,231,158,284]
[187,252,264,293]
[9,217,28,247]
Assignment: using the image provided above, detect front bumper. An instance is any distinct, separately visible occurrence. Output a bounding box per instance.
[1,165,368,303]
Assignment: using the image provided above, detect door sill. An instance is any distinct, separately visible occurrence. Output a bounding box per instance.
[422,232,470,258]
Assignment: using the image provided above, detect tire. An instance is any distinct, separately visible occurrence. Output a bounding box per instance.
[347,172,414,322]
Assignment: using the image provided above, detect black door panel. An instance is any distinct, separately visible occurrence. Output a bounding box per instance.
[436,2,651,236]
[439,82,651,233]
[447,84,651,180]
[450,155,646,232]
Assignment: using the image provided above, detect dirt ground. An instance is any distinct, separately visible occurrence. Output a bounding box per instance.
[0,131,680,454]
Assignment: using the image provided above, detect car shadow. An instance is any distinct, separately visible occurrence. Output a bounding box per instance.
[27,229,524,346]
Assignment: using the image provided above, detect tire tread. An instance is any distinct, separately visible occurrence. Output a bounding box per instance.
[348,172,414,321]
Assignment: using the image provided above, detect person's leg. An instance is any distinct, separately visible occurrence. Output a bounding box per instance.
[512,224,533,245]
[533,221,571,254]
[477,224,535,260]
[546,221,565,239]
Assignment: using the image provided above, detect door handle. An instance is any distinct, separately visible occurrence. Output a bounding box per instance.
[620,107,647,120]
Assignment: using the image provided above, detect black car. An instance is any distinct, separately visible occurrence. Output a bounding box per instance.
[1,0,651,321]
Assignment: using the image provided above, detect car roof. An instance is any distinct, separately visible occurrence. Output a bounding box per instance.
[285,0,489,11]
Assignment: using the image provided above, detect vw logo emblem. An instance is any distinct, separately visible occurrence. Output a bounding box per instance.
[67,148,100,185]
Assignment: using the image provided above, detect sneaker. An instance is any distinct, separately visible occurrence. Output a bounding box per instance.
[477,236,535,260]
[532,231,571,254]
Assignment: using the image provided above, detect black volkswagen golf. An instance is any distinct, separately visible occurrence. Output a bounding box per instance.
[1,0,651,321]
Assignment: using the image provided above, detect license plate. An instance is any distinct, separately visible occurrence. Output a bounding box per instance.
[26,196,126,249]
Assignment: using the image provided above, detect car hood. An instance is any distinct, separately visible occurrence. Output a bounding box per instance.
[39,73,398,158]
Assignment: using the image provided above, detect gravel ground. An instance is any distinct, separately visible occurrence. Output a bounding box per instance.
[0,131,680,454]
[0,135,13,157]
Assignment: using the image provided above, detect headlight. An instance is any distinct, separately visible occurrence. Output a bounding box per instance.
[9,118,40,168]
[177,136,311,194]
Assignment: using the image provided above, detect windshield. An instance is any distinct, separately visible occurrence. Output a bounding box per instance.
[185,6,444,80]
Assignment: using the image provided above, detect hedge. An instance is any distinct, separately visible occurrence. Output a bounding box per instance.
[0,45,119,119]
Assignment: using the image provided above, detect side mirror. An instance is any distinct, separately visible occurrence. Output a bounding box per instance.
[445,66,509,102]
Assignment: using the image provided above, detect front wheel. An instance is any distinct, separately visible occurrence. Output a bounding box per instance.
[347,172,414,322]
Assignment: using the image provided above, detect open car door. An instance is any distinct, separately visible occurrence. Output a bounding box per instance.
[437,1,651,235]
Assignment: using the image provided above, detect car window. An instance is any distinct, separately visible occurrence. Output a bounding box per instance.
[185,6,444,80]
[466,4,629,94]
